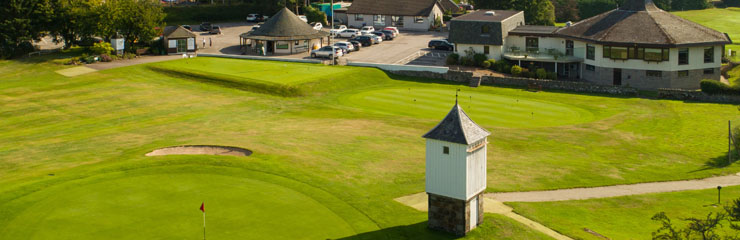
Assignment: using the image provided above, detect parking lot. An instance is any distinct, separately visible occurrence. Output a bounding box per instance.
[186,21,450,66]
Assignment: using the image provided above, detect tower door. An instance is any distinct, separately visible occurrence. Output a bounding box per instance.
[613,68,622,86]
[469,196,478,231]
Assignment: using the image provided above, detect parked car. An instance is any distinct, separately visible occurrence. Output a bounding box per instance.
[330,25,347,36]
[428,39,454,51]
[348,40,362,51]
[199,22,212,31]
[337,29,360,38]
[298,15,308,22]
[371,31,391,41]
[182,25,192,31]
[333,41,356,53]
[209,25,222,34]
[350,36,373,46]
[311,22,323,30]
[311,46,343,58]
[360,26,375,34]
[364,33,382,44]
[247,13,265,22]
[380,30,396,40]
[332,18,343,26]
[383,27,400,36]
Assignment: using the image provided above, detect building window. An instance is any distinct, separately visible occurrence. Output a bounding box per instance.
[678,70,689,77]
[373,15,385,24]
[603,46,611,58]
[355,14,364,21]
[610,46,629,60]
[484,45,490,54]
[392,16,404,27]
[644,48,668,62]
[587,45,595,60]
[704,47,714,63]
[481,25,490,34]
[704,68,715,74]
[443,146,449,154]
[414,16,424,23]
[679,48,689,65]
[526,37,538,52]
[585,64,595,71]
[646,70,662,77]
[295,41,299,45]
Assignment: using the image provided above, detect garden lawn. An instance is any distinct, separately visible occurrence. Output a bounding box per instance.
[728,63,740,86]
[1,56,739,238]
[509,186,740,239]
[674,7,740,61]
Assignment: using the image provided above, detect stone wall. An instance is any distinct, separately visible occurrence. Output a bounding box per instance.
[658,88,740,104]
[428,193,467,235]
[481,75,639,96]
[584,65,719,90]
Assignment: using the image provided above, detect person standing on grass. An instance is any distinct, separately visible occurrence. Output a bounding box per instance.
[202,38,206,48]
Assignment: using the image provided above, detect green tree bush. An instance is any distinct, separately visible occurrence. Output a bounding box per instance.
[536,68,547,79]
[546,71,557,80]
[473,53,488,67]
[446,53,459,65]
[511,65,523,76]
[482,60,492,68]
[91,41,114,55]
[0,0,56,58]
[303,5,328,27]
[700,79,740,95]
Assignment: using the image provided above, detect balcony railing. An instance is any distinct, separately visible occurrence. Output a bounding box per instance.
[503,47,585,62]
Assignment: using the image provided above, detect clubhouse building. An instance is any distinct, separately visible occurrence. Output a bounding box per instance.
[240,8,330,55]
[448,0,732,89]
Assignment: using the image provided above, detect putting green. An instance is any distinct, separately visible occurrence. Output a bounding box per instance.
[345,87,595,128]
[0,167,357,240]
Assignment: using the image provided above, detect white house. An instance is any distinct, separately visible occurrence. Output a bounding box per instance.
[448,0,732,89]
[346,0,448,31]
[424,102,490,236]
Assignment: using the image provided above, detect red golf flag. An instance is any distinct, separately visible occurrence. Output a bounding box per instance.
[200,202,205,212]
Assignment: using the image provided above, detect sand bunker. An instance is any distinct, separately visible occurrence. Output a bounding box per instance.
[145,145,252,157]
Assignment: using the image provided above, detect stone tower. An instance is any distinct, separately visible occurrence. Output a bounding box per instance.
[423,102,490,235]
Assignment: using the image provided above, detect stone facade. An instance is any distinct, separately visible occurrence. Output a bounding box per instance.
[658,88,740,104]
[481,75,639,96]
[428,193,483,236]
[582,65,720,90]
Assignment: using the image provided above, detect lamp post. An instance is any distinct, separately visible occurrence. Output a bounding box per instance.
[718,186,722,205]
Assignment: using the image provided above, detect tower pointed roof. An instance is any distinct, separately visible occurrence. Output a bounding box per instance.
[243,8,329,41]
[556,0,731,47]
[423,104,490,145]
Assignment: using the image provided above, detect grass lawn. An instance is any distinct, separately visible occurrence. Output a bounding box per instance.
[0,56,739,238]
[673,7,740,61]
[728,63,740,86]
[509,186,740,239]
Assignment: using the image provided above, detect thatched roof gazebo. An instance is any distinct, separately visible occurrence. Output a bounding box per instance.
[240,8,330,55]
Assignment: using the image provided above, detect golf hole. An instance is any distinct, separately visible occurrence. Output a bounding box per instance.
[145,145,252,157]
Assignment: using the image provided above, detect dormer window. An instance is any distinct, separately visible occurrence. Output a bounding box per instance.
[481,25,490,34]
[443,146,449,154]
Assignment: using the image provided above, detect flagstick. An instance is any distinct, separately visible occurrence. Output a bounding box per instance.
[202,210,206,240]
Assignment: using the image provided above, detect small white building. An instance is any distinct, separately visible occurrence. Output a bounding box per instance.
[424,102,490,236]
[346,0,449,31]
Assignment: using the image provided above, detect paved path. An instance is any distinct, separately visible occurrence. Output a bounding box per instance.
[487,172,740,202]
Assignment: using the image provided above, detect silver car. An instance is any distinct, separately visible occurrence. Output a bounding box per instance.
[311,46,344,58]
[333,42,356,53]
[364,34,382,44]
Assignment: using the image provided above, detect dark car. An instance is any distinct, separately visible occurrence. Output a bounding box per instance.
[371,31,391,40]
[428,39,454,51]
[351,36,373,46]
[380,30,395,40]
[199,22,212,31]
[209,25,221,34]
[349,40,362,51]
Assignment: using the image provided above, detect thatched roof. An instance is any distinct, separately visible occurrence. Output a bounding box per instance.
[423,103,490,145]
[163,26,195,39]
[437,0,461,13]
[556,0,731,47]
[347,0,439,16]
[242,8,329,41]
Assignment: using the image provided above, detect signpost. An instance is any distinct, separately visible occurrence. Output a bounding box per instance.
[111,37,124,56]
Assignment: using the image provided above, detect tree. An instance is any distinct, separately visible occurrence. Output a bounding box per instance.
[98,0,165,52]
[303,5,327,27]
[551,0,579,22]
[0,0,56,58]
[577,0,617,20]
[471,0,555,25]
[652,198,740,240]
[671,0,709,11]
[49,0,104,49]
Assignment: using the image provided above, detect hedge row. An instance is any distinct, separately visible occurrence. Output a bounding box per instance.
[700,79,740,95]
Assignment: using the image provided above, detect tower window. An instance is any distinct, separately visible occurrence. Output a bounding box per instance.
[443,146,449,154]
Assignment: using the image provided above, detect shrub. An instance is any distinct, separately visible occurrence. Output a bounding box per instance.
[700,79,740,95]
[502,64,511,74]
[733,125,740,152]
[91,42,114,55]
[481,60,492,69]
[99,54,113,62]
[536,68,547,79]
[511,65,522,76]
[446,53,459,65]
[123,52,137,59]
[546,72,557,80]
[522,68,534,78]
[473,53,487,67]
[725,0,740,7]
[486,59,496,69]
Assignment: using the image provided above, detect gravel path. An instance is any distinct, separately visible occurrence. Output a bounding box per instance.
[487,172,740,202]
